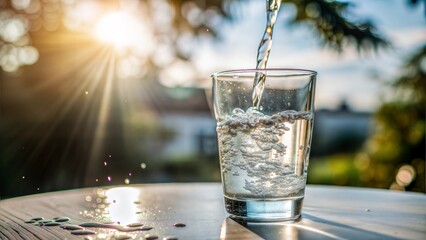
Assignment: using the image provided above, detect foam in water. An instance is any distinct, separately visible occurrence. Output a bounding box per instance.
[217,107,312,199]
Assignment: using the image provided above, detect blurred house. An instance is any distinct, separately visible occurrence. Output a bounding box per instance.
[140,80,373,161]
[138,80,217,160]
[312,102,372,156]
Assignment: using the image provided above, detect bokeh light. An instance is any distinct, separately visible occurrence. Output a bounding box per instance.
[395,164,416,187]
[94,10,153,55]
[105,187,140,225]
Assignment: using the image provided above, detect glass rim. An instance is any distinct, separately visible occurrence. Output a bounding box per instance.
[211,68,317,78]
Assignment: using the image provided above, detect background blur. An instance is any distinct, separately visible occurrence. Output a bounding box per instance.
[0,0,424,199]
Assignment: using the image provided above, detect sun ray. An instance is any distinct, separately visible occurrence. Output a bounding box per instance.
[86,52,118,181]
[21,46,115,185]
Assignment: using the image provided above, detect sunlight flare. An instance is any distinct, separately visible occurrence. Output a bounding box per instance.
[94,11,152,53]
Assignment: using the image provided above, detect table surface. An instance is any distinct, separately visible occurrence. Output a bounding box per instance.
[0,183,425,240]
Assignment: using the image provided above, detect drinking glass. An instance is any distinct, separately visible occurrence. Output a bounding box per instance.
[212,68,316,221]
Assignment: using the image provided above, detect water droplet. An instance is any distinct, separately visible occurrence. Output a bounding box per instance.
[85,196,92,202]
[115,235,132,240]
[44,222,62,226]
[163,236,178,240]
[140,226,153,231]
[107,176,112,181]
[54,217,70,222]
[365,209,371,212]
[124,178,130,184]
[79,222,152,232]
[140,163,146,169]
[126,223,143,227]
[173,223,186,227]
[145,235,159,240]
[61,225,84,230]
[39,220,53,224]
[71,230,96,235]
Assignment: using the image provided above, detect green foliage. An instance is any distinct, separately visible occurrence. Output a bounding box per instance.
[170,0,389,52]
[286,0,388,51]
[363,45,426,192]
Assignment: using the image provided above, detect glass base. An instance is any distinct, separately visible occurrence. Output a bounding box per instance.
[224,196,303,222]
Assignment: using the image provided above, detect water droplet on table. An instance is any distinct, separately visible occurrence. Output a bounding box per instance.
[71,230,96,235]
[61,225,84,230]
[80,222,113,228]
[163,236,178,240]
[39,220,53,224]
[115,235,132,240]
[145,235,159,240]
[173,223,186,227]
[44,222,62,226]
[139,226,153,231]
[54,217,70,222]
[126,223,143,227]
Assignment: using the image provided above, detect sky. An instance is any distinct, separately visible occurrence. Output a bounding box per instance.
[192,0,426,112]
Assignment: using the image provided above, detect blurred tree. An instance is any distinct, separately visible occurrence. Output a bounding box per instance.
[361,45,426,192]
[359,1,425,192]
[0,0,388,72]
[170,0,388,55]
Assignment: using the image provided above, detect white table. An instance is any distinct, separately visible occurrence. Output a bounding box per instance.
[0,183,425,239]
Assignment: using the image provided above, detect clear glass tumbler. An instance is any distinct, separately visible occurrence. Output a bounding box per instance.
[212,69,317,221]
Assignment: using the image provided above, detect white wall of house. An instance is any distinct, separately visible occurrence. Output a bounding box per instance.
[160,113,216,159]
